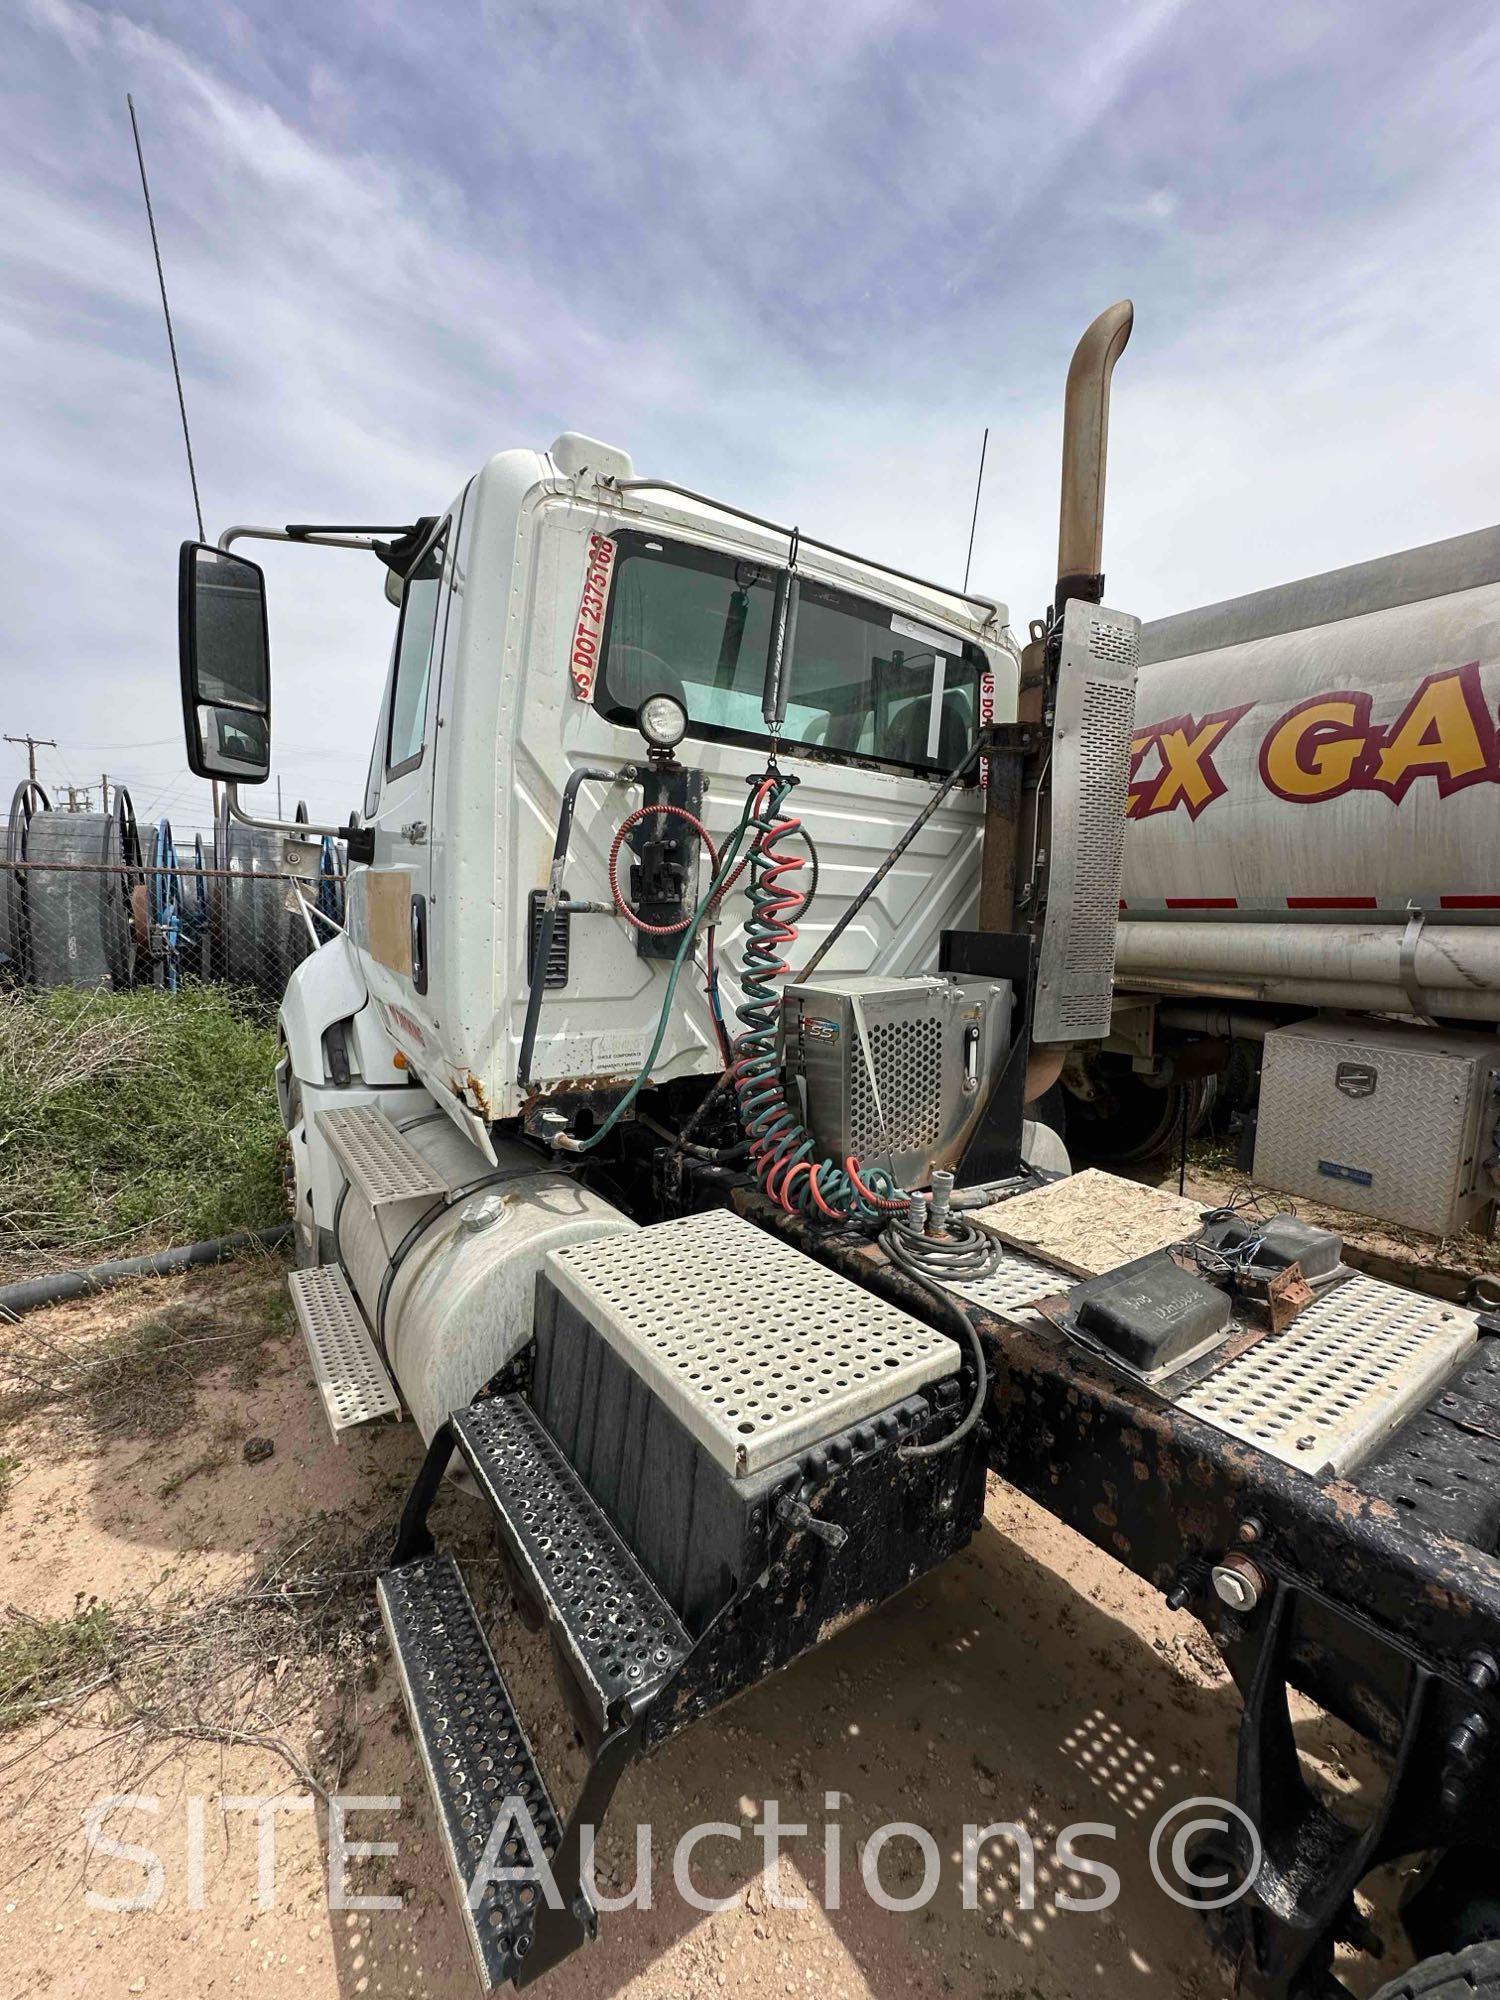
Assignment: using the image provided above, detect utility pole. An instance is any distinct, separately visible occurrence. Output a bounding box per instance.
[4,734,56,788]
[100,772,111,813]
[64,785,93,814]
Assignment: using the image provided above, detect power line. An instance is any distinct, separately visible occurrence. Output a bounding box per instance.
[127,93,205,542]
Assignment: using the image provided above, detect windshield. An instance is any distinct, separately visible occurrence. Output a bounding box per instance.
[595,531,985,771]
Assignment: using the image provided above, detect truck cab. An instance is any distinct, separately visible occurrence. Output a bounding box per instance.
[176,310,1500,2000]
[345,434,1018,1152]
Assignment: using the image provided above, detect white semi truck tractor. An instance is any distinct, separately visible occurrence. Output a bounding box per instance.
[173,311,1500,2000]
[1066,529,1500,1237]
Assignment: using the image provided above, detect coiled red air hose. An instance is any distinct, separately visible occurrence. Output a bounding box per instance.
[731,774,906,1223]
[607,803,719,935]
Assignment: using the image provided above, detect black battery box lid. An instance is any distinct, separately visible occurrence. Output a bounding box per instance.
[1205,1215,1344,1284]
[1069,1251,1232,1378]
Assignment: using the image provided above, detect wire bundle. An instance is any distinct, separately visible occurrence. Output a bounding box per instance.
[731,773,906,1223]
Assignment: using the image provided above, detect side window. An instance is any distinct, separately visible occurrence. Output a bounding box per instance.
[363,661,393,819]
[386,530,447,776]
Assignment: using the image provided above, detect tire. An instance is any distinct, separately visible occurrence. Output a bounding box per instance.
[1063,1061,1213,1168]
[1370,1940,1500,2000]
[1030,1080,1068,1138]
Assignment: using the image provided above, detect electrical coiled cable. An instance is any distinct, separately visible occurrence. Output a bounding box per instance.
[878,1213,1001,1458]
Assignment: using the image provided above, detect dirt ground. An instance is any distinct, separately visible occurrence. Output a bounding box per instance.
[0,1255,1410,2000]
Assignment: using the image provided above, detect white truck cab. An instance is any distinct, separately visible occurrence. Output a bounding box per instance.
[346,436,1017,1149]
[176,303,1139,1412]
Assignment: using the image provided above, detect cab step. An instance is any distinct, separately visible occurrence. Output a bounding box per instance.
[316,1103,449,1209]
[287,1264,400,1432]
[377,1553,584,1989]
[451,1395,691,1733]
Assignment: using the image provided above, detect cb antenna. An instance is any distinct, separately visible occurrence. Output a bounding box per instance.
[127,93,205,541]
[962,426,989,593]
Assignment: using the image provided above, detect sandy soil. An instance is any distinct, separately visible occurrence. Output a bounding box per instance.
[0,1257,1406,2000]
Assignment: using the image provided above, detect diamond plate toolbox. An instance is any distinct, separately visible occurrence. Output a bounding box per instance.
[1253,1016,1500,1235]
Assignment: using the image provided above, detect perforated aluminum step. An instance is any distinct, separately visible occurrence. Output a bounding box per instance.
[317,1104,449,1209]
[1177,1272,1477,1478]
[952,1244,1064,1322]
[453,1396,690,1731]
[287,1264,400,1432]
[378,1554,578,1987]
[545,1209,958,1476]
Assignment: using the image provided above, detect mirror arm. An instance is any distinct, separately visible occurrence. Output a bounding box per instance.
[223,781,347,843]
[217,524,392,554]
[205,522,423,836]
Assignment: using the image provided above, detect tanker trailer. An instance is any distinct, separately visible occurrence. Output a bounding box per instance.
[1065,524,1500,1234]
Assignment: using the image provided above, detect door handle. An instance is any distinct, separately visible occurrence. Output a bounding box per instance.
[410,893,428,994]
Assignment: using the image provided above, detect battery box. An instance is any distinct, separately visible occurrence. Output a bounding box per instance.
[1068,1250,1232,1381]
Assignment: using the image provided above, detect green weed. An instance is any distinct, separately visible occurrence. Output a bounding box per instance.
[0,984,284,1269]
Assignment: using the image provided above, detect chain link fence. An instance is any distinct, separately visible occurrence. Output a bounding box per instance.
[0,789,340,1281]
[3,787,345,1007]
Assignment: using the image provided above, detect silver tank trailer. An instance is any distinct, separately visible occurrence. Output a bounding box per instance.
[1118,525,1500,1019]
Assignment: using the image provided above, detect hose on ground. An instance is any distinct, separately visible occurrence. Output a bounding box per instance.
[0,1225,293,1321]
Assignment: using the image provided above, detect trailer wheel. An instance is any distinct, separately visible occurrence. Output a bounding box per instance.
[1063,1055,1215,1167]
[1370,1941,1500,2000]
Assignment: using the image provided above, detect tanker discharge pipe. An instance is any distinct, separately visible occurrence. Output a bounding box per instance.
[1116,920,1500,1022]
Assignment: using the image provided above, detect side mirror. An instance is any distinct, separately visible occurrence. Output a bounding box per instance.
[178,542,272,784]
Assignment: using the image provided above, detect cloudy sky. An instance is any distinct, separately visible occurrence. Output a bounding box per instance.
[5,0,1499,830]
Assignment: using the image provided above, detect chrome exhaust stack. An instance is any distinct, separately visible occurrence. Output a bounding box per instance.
[1026,301,1142,1047]
[940,302,1144,1177]
[1054,299,1133,610]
